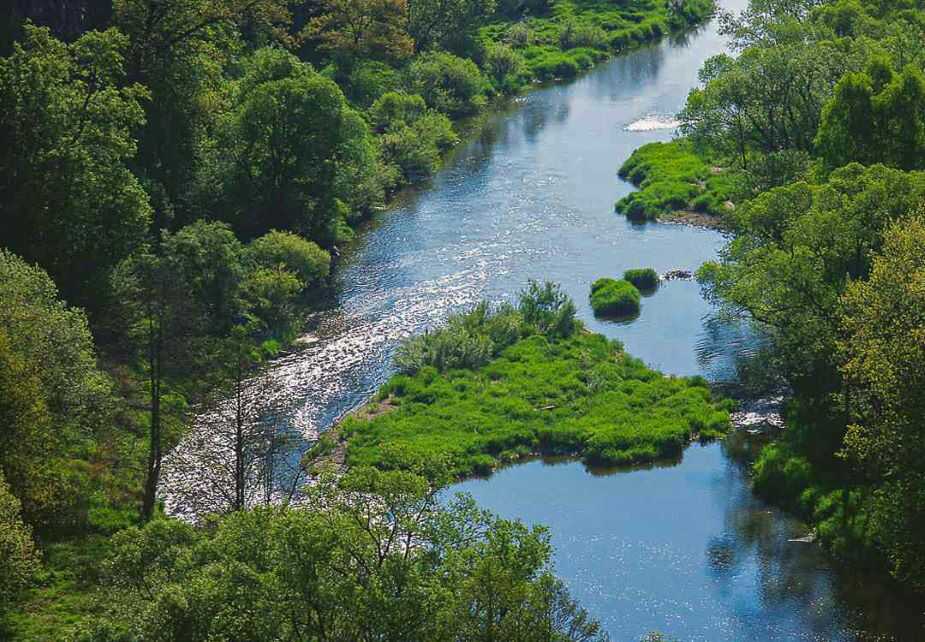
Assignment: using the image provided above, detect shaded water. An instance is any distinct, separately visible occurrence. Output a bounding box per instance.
[162,2,924,638]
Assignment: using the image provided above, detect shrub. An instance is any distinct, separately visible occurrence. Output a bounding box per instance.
[248,230,331,286]
[518,280,577,338]
[623,268,659,291]
[484,43,528,93]
[345,60,403,108]
[558,20,608,50]
[0,472,39,614]
[507,22,533,47]
[408,52,488,117]
[378,111,458,180]
[590,278,641,317]
[752,443,813,507]
[369,92,428,132]
[394,302,525,375]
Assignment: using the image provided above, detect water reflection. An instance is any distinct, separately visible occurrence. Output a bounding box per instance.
[451,443,925,641]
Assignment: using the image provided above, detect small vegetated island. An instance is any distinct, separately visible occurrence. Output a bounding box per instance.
[590,277,641,317]
[615,140,741,225]
[319,282,731,478]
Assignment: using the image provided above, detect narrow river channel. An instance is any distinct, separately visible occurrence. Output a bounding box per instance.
[162,1,924,638]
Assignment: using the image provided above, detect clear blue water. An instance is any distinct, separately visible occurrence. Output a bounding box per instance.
[452,441,922,641]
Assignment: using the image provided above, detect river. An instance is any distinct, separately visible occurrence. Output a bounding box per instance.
[161,2,924,638]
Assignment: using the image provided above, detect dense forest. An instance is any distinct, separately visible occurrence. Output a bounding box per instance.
[0,0,713,638]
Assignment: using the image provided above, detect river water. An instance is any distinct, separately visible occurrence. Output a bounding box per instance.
[161,2,924,638]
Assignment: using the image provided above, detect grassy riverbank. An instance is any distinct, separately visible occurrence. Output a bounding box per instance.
[319,285,731,478]
[616,140,742,222]
[479,0,715,83]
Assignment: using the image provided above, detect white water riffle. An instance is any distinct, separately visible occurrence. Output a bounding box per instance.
[625,114,681,131]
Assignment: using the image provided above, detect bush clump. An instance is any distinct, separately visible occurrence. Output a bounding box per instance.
[248,230,331,286]
[370,92,459,181]
[558,20,609,50]
[623,268,659,291]
[483,43,528,93]
[395,280,575,375]
[589,278,641,317]
[408,52,488,117]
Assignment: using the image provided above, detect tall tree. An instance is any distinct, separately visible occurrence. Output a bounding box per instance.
[839,216,925,589]
[0,24,151,309]
[112,222,248,521]
[204,48,377,244]
[84,468,608,641]
[407,0,496,53]
[307,0,414,64]
[816,61,925,170]
[112,0,294,228]
[0,249,113,529]
[699,164,925,456]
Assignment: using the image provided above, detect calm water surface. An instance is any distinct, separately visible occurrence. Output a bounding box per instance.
[164,2,924,638]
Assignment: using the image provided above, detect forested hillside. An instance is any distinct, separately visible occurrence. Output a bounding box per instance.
[649,0,925,593]
[0,0,713,638]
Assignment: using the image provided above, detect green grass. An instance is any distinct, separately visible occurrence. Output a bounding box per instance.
[623,268,659,291]
[616,140,742,220]
[590,278,641,317]
[4,536,111,640]
[480,0,715,84]
[339,329,731,477]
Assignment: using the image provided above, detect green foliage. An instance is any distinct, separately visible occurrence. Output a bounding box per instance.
[518,280,577,338]
[371,91,460,179]
[77,469,607,641]
[344,59,403,107]
[0,24,151,308]
[248,231,331,288]
[0,250,113,531]
[408,51,489,116]
[616,140,740,220]
[395,302,523,375]
[483,42,528,93]
[203,48,378,244]
[686,0,925,587]
[343,327,729,475]
[306,0,414,64]
[395,281,574,375]
[558,20,607,50]
[622,268,659,291]
[838,219,925,589]
[816,61,925,171]
[479,0,712,84]
[680,40,848,165]
[700,164,925,410]
[0,472,39,619]
[589,278,641,317]
[408,0,498,53]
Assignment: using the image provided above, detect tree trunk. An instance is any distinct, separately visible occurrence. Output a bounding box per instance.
[141,324,162,521]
